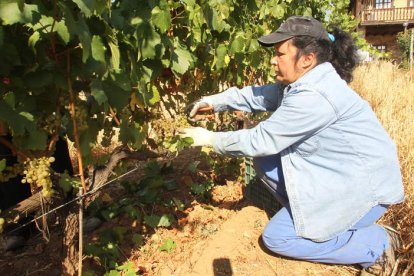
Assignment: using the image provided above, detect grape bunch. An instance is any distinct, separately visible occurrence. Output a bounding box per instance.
[100,126,115,147]
[22,157,55,197]
[0,162,24,182]
[74,105,88,132]
[0,210,4,234]
[0,217,4,234]
[41,112,61,135]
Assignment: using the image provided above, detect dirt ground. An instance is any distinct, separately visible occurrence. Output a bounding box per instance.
[135,185,360,276]
[0,148,362,276]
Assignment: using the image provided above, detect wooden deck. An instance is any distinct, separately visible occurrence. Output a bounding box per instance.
[361,7,414,25]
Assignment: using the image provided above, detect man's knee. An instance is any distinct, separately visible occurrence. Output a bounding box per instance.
[262,224,292,255]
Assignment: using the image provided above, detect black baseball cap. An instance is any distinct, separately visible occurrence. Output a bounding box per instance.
[258,16,330,47]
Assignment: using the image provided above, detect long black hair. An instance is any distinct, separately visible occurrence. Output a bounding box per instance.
[291,27,358,83]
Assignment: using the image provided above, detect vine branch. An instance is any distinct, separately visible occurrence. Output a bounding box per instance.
[109,106,121,126]
[47,90,63,152]
[49,0,59,64]
[66,54,87,193]
[0,136,31,160]
[66,51,86,276]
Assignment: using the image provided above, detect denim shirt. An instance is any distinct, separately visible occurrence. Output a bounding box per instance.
[206,62,404,242]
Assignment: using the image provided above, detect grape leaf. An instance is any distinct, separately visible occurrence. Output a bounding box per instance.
[59,171,80,194]
[91,35,106,64]
[76,16,92,63]
[158,214,175,227]
[23,71,53,89]
[14,128,48,150]
[3,92,15,108]
[91,80,108,105]
[159,238,176,253]
[0,101,38,136]
[230,34,245,54]
[28,31,40,52]
[132,234,144,247]
[147,85,160,106]
[103,80,129,111]
[0,2,39,25]
[144,214,175,228]
[171,47,193,75]
[139,25,163,60]
[151,6,171,33]
[163,179,177,191]
[0,27,3,47]
[0,159,6,172]
[214,44,227,70]
[109,70,131,91]
[106,271,120,276]
[119,121,146,150]
[144,215,161,228]
[122,205,140,219]
[55,20,71,44]
[108,40,120,70]
[72,0,92,17]
[116,261,137,275]
[269,4,285,18]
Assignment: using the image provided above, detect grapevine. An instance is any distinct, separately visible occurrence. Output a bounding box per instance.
[0,0,357,164]
[21,157,55,198]
[0,0,359,224]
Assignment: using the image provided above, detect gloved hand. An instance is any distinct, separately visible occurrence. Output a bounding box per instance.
[178,127,214,147]
[185,98,213,122]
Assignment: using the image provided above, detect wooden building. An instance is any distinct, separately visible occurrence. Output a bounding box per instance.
[351,0,414,60]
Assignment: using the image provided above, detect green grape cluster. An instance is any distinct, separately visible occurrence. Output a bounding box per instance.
[74,105,88,132]
[0,162,24,182]
[0,217,4,234]
[0,210,4,234]
[22,157,55,198]
[100,127,114,147]
[41,112,61,134]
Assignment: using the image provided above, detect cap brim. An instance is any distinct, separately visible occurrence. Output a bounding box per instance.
[258,32,293,47]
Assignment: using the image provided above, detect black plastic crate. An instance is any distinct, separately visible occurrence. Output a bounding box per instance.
[243,158,281,215]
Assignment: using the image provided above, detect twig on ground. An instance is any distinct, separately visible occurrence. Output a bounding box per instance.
[402,261,414,276]
[390,257,400,276]
[261,254,278,275]
[26,263,53,276]
[403,241,413,252]
[382,224,400,234]
[116,244,128,259]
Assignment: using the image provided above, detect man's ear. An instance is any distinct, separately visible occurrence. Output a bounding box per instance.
[300,52,317,69]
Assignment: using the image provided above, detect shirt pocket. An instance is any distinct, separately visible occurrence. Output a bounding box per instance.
[292,137,320,157]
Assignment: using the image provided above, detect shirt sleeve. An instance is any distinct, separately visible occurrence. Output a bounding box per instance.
[212,86,338,157]
[204,83,285,112]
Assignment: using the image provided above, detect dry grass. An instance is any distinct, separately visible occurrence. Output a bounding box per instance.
[351,61,414,275]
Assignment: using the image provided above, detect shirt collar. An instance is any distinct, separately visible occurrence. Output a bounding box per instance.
[288,62,335,90]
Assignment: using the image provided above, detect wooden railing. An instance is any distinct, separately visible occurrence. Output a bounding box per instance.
[361,7,414,24]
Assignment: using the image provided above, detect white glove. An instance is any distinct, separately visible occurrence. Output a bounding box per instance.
[178,127,214,147]
[185,98,213,122]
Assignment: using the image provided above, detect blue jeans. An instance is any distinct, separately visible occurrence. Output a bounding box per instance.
[254,155,389,267]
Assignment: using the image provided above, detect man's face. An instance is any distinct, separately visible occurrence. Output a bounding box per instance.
[271,39,304,85]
